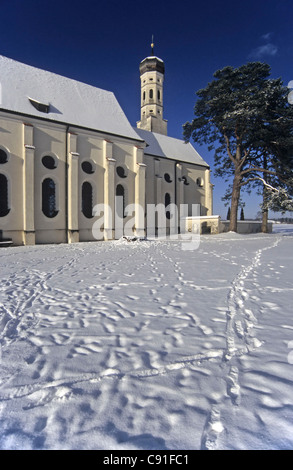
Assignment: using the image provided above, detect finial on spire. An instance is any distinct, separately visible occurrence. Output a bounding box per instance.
[151,35,154,56]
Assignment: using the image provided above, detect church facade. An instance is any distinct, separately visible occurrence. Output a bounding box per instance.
[0,51,213,246]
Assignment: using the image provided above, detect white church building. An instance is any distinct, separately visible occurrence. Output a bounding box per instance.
[0,49,215,246]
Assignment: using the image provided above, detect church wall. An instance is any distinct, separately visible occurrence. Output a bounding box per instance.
[113,140,138,238]
[34,122,67,244]
[0,110,145,245]
[144,155,185,234]
[77,132,104,242]
[144,154,210,215]
[181,163,211,216]
[76,132,141,241]
[144,155,175,205]
[144,156,156,206]
[0,115,24,244]
[0,111,212,246]
[113,140,136,206]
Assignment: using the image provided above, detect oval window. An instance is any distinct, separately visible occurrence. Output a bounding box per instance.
[116,166,127,178]
[164,173,172,183]
[0,149,8,164]
[42,155,57,170]
[81,161,95,174]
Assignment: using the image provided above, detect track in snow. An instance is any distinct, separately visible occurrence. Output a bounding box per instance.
[0,233,292,450]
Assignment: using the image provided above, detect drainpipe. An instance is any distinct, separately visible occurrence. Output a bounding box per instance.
[175,161,177,207]
[175,161,178,233]
[65,125,69,243]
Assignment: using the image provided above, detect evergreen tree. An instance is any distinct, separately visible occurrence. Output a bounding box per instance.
[226,207,231,220]
[240,207,245,220]
[183,62,293,232]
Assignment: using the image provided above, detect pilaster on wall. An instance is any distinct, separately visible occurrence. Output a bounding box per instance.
[205,168,213,216]
[154,159,163,236]
[22,123,35,245]
[176,163,183,216]
[67,132,79,243]
[103,139,116,240]
[133,145,146,237]
[155,159,162,205]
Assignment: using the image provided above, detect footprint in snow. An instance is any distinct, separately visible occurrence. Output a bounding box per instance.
[201,407,224,450]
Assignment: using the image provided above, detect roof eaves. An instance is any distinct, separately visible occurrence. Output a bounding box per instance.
[0,107,145,144]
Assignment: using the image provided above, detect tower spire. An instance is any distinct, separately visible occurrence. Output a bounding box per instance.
[151,35,154,56]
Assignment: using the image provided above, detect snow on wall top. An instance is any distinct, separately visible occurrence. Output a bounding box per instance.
[134,128,209,167]
[0,55,142,141]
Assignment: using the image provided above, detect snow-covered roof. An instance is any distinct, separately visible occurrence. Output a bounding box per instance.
[135,128,209,167]
[0,55,143,141]
[141,56,164,62]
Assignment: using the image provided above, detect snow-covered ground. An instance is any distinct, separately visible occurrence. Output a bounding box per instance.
[0,225,293,450]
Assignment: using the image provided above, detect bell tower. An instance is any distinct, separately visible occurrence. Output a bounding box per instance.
[137,38,167,136]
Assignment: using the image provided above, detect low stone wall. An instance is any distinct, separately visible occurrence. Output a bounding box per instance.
[220,220,273,234]
[182,217,273,235]
[182,216,221,235]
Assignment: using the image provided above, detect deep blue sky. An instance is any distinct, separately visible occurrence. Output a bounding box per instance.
[1,0,293,218]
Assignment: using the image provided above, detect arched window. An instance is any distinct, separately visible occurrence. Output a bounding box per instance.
[165,193,171,220]
[158,90,161,100]
[42,178,58,218]
[0,174,10,217]
[116,184,125,218]
[82,182,93,218]
[143,91,146,101]
[149,89,153,99]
